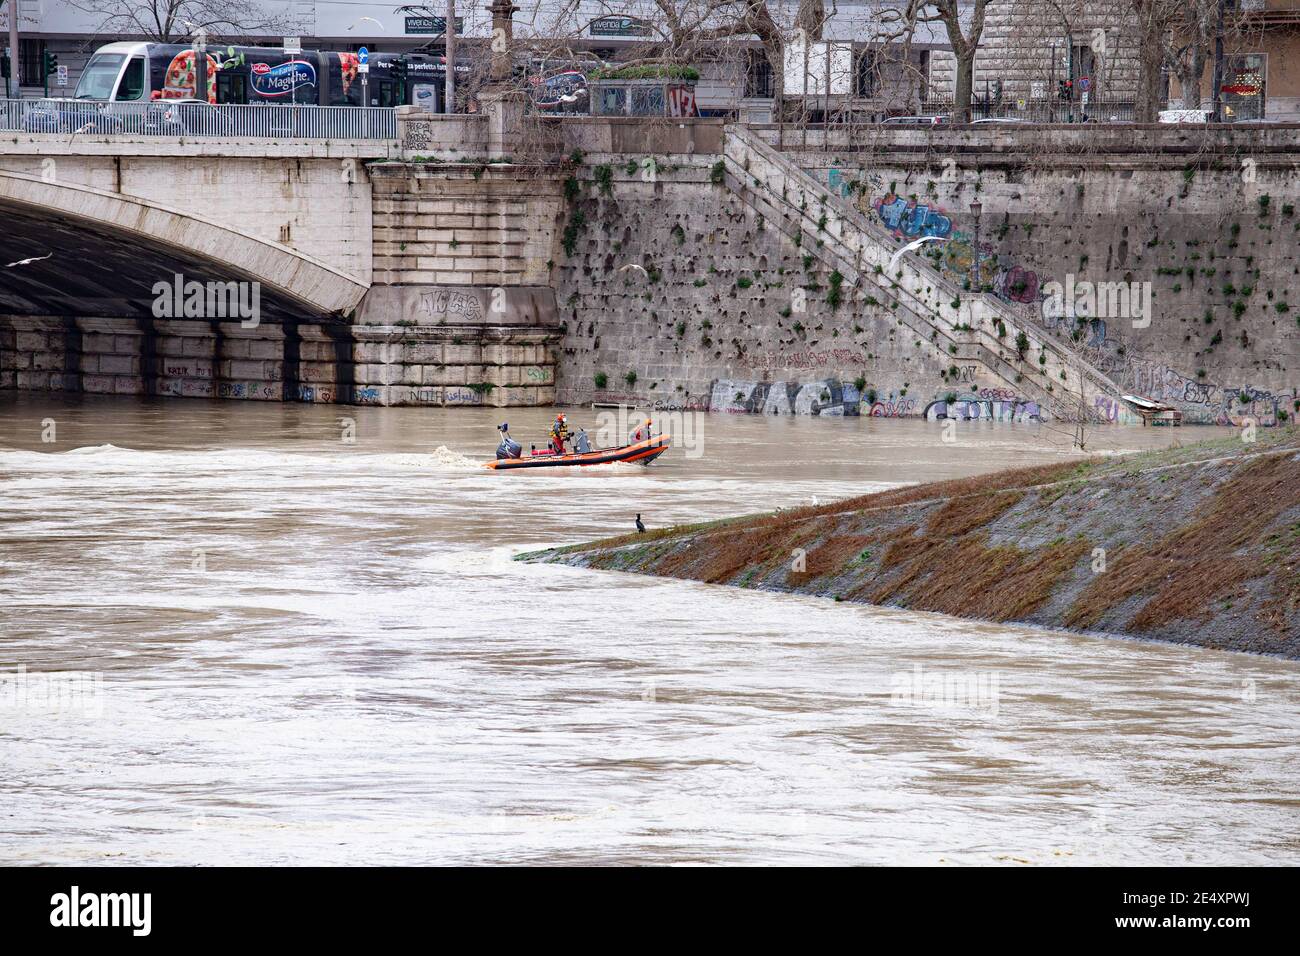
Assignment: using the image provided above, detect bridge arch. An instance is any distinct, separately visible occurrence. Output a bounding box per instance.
[0,171,368,320]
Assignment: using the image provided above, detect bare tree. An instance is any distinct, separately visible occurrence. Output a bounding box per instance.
[67,0,297,43]
[1128,0,1182,122]
[906,0,991,123]
[1162,0,1216,110]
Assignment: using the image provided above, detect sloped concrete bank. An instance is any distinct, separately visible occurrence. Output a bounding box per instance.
[523,429,1300,657]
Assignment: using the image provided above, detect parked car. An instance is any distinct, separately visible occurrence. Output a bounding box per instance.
[1159,109,1211,124]
[151,99,245,136]
[970,117,1033,126]
[21,99,125,134]
[882,114,948,126]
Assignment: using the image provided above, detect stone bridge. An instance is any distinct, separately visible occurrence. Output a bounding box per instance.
[0,123,564,406]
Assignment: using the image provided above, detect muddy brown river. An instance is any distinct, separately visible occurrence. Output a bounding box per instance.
[2,393,1297,865]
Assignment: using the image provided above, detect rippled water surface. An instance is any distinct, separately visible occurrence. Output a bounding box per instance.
[2,394,1297,865]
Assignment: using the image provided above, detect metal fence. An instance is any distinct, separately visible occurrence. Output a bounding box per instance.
[0,98,397,139]
[919,98,1137,124]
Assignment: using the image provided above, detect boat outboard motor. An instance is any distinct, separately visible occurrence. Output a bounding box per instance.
[574,428,592,454]
[496,422,522,460]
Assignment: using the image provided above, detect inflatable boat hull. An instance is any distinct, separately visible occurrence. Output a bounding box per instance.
[485,434,671,470]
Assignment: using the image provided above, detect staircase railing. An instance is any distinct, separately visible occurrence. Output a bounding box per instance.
[723,124,1124,420]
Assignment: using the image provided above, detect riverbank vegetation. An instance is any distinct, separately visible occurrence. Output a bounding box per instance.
[523,428,1300,656]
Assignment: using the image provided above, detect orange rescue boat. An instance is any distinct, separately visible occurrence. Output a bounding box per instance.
[484,423,670,470]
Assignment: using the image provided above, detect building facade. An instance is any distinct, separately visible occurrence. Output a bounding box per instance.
[5,0,1298,119]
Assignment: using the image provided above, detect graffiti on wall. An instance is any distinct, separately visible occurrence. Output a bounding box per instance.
[217,382,278,400]
[652,396,711,412]
[750,347,869,371]
[297,384,337,403]
[827,167,881,201]
[864,190,1048,312]
[713,379,872,417]
[1093,396,1142,425]
[1214,386,1294,427]
[1128,361,1214,408]
[923,395,1043,423]
[418,290,484,322]
[1126,361,1295,426]
[874,193,954,240]
[865,394,917,417]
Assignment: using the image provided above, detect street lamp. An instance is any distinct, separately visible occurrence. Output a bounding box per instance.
[7,0,20,96]
[969,199,982,291]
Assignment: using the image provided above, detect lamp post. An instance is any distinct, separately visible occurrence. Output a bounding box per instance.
[1211,0,1227,122]
[969,199,982,291]
[487,0,516,84]
[193,27,207,104]
[445,0,456,113]
[7,0,20,97]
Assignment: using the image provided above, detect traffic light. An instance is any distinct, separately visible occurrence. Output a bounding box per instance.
[394,57,408,102]
[1,53,9,79]
[42,50,59,96]
[1058,79,1073,100]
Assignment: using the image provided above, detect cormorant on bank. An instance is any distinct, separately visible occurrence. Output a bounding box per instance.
[635,514,646,533]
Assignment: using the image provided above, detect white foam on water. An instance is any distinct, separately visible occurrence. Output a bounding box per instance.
[3,398,1291,866]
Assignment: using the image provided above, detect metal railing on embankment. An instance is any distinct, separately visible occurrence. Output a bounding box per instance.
[0,98,397,140]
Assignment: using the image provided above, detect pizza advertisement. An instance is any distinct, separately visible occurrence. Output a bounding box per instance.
[162,50,220,102]
[338,52,359,98]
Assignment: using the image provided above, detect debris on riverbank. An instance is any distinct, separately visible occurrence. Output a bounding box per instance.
[522,428,1300,656]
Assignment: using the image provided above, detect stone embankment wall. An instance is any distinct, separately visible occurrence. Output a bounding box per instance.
[552,125,1299,424]
[357,161,567,406]
[551,155,959,419]
[785,126,1300,426]
[3,122,1298,421]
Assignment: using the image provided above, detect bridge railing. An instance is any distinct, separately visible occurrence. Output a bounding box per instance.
[0,98,397,140]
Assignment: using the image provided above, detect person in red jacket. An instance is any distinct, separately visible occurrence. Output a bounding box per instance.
[548,413,571,454]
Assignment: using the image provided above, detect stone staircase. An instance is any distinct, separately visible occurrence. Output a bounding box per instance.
[722,124,1125,421]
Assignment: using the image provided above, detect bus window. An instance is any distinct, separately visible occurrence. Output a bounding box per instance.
[116,57,146,100]
[375,81,396,107]
[74,53,125,100]
[217,72,247,104]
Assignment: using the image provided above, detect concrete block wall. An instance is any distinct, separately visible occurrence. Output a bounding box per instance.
[1,319,79,392]
[369,163,566,287]
[349,325,556,407]
[153,320,224,400]
[0,316,558,409]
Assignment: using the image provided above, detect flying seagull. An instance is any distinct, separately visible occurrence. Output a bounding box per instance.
[888,235,949,273]
[5,252,52,268]
[349,16,385,30]
[619,264,649,279]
